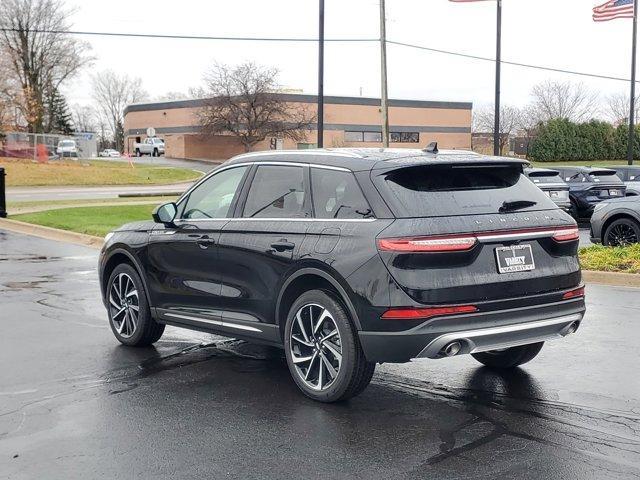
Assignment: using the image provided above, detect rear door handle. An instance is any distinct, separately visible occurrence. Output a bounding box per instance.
[270,240,295,252]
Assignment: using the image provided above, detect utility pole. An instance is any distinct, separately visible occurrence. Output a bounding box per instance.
[317,0,325,148]
[379,0,389,148]
[493,0,502,156]
[628,0,638,165]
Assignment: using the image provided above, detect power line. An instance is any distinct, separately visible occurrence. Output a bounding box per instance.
[1,27,637,84]
[0,28,377,43]
[388,40,637,84]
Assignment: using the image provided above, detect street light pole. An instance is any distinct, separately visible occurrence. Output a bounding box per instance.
[380,0,390,148]
[317,0,325,148]
[493,0,502,156]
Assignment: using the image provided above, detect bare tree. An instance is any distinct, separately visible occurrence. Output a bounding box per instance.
[198,62,315,152]
[0,0,92,133]
[529,80,598,123]
[473,104,521,154]
[71,103,98,133]
[91,70,147,151]
[603,92,640,125]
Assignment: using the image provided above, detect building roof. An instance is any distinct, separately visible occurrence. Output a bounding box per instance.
[224,148,528,172]
[124,94,472,115]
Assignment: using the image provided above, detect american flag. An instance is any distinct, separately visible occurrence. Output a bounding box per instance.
[593,0,635,22]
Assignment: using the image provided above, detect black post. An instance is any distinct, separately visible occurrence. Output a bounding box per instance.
[493,0,502,156]
[317,0,325,148]
[628,0,638,166]
[0,167,6,218]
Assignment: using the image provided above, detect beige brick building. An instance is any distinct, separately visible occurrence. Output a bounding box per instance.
[123,94,472,160]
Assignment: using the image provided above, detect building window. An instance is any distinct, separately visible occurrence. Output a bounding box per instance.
[390,131,420,143]
[344,131,364,142]
[363,131,382,142]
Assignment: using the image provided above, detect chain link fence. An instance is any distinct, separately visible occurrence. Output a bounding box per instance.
[0,131,98,160]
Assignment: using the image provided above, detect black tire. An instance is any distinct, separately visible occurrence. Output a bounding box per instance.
[472,342,543,369]
[106,263,164,346]
[568,200,579,221]
[284,290,375,403]
[603,217,640,246]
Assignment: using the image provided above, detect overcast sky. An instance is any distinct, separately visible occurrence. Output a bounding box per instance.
[63,0,637,112]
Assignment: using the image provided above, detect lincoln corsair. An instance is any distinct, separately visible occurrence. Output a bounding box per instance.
[99,147,586,402]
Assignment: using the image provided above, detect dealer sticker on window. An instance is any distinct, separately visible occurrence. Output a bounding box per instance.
[495,244,535,273]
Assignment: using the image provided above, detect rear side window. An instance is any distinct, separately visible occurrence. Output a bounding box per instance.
[311,168,372,219]
[243,165,307,218]
[376,164,557,217]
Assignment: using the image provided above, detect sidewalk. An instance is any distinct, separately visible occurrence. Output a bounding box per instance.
[7,182,194,202]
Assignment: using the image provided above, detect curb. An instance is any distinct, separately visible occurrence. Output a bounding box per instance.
[582,270,640,288]
[1,219,640,288]
[0,218,103,249]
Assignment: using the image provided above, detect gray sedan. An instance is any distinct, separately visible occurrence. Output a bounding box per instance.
[590,196,640,245]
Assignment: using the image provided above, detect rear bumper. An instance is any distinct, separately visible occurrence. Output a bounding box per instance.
[358,297,585,363]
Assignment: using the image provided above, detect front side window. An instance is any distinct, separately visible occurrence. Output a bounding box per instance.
[243,165,307,218]
[181,166,248,219]
[311,168,372,219]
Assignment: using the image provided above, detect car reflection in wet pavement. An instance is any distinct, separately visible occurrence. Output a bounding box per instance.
[0,230,638,479]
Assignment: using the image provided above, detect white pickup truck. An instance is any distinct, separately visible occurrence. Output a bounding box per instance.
[134,137,165,157]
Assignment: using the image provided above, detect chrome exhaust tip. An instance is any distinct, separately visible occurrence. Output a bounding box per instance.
[566,321,580,335]
[442,341,462,357]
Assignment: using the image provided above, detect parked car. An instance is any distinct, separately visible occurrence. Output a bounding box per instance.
[56,139,78,158]
[134,137,165,157]
[555,167,626,220]
[524,167,571,211]
[590,196,640,246]
[99,148,585,402]
[99,149,121,158]
[609,165,640,196]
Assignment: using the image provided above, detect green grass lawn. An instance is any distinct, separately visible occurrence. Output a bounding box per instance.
[579,244,640,274]
[2,157,201,187]
[11,204,157,237]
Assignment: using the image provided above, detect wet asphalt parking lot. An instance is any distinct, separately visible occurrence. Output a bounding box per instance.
[0,230,638,479]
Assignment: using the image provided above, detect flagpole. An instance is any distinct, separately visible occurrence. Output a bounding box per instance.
[628,0,638,165]
[493,0,502,156]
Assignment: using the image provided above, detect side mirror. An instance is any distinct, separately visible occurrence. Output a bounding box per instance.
[152,202,177,225]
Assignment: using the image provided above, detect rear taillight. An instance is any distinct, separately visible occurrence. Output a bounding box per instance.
[381,305,478,320]
[377,236,477,252]
[562,286,585,300]
[552,227,579,242]
[377,226,579,253]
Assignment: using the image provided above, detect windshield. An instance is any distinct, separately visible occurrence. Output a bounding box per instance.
[59,140,75,147]
[375,164,558,217]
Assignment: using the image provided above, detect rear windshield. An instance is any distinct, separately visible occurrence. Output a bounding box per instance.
[526,171,564,184]
[588,170,622,183]
[376,164,558,217]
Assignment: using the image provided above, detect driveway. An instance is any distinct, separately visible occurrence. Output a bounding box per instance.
[0,230,638,479]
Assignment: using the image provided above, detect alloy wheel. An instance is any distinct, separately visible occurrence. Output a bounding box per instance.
[607,223,638,246]
[109,273,140,338]
[289,303,343,391]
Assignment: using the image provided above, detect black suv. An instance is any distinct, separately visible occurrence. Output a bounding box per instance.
[555,166,626,219]
[99,148,585,402]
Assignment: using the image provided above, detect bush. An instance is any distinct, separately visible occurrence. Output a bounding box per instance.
[529,119,618,162]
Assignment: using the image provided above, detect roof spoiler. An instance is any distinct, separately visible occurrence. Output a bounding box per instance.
[423,142,438,154]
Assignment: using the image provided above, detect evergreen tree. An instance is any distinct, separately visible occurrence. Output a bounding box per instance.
[45,88,74,135]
